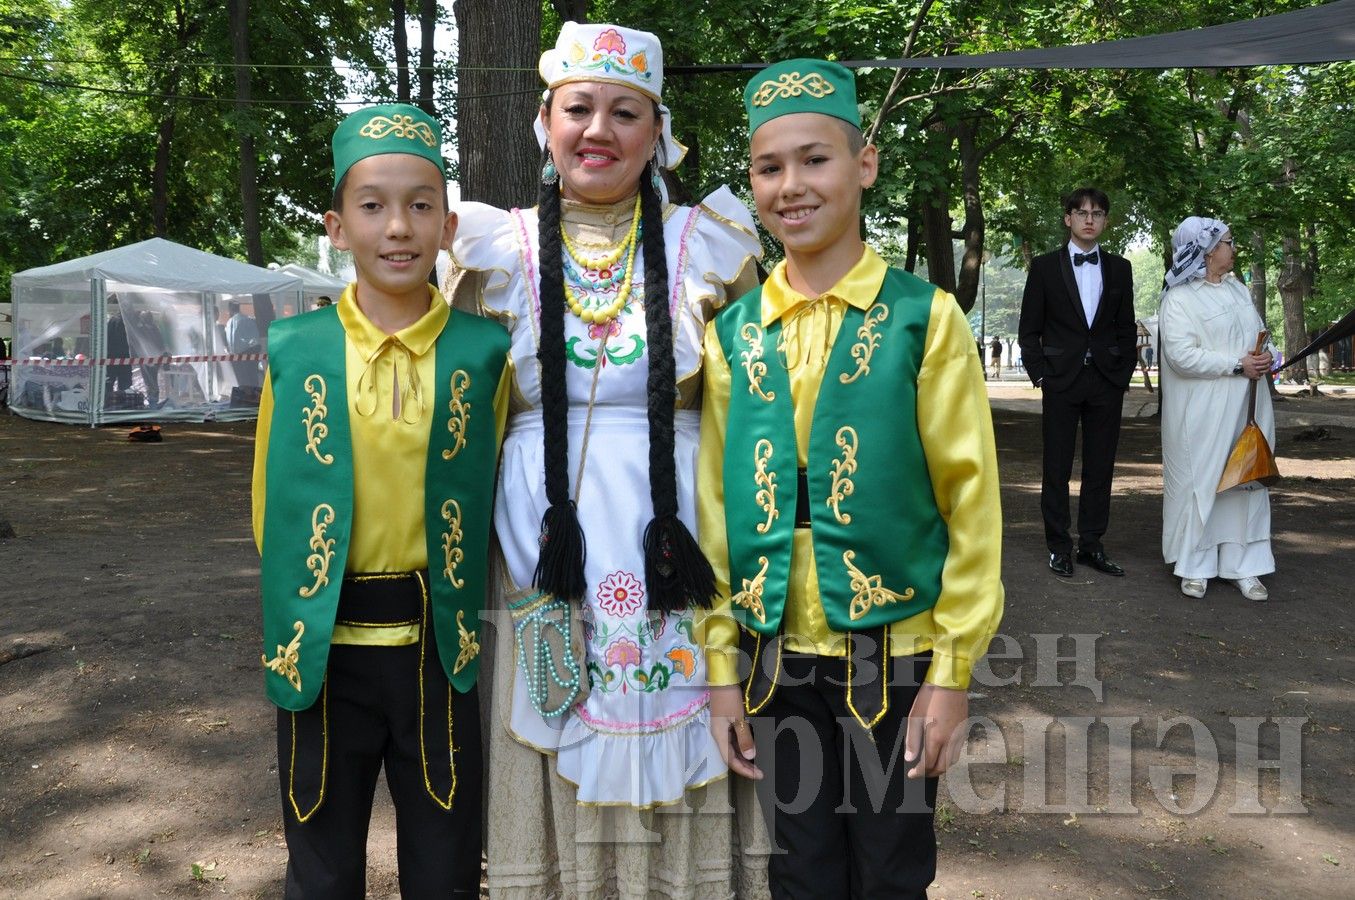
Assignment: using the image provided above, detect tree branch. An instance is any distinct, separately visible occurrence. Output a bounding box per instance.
[865,0,937,145]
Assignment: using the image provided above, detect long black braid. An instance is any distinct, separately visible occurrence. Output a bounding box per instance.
[532,143,587,602]
[637,161,716,613]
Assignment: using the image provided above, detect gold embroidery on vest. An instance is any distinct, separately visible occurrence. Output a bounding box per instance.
[453,609,480,675]
[262,620,305,692]
[753,438,779,534]
[299,504,336,598]
[442,369,471,460]
[840,303,889,384]
[739,322,776,402]
[827,426,859,524]
[844,550,915,621]
[731,555,770,625]
[750,71,836,107]
[301,375,334,465]
[359,113,437,148]
[440,499,465,589]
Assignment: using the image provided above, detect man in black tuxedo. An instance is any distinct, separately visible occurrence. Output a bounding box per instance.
[1018,187,1136,578]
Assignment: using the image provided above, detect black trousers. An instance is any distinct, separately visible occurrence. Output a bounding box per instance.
[751,653,938,900]
[277,583,481,898]
[1041,364,1125,555]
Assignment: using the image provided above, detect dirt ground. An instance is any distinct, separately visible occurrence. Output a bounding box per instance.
[1,382,1352,899]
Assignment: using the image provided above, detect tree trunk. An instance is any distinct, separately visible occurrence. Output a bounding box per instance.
[453,0,541,209]
[394,0,410,103]
[418,0,436,115]
[1248,228,1266,319]
[229,0,263,267]
[903,194,920,273]
[953,121,984,312]
[152,114,174,237]
[1277,231,1310,383]
[920,123,956,300]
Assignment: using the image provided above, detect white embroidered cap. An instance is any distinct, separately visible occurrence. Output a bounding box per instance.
[534,21,686,169]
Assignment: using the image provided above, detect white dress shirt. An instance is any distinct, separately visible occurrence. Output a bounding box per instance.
[1068,242,1103,326]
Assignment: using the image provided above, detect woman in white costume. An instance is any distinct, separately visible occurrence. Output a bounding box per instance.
[449,21,769,899]
[1159,216,1276,601]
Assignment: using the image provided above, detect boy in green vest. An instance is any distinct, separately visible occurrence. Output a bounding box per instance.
[699,60,1004,898]
[251,103,510,898]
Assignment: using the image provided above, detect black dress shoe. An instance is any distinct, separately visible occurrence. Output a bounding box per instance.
[1076,548,1125,576]
[1048,553,1074,577]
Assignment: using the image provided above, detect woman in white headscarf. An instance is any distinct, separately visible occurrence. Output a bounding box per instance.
[447,21,769,900]
[1159,216,1276,601]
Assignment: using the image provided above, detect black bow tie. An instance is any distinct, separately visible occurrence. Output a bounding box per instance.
[1074,251,1099,266]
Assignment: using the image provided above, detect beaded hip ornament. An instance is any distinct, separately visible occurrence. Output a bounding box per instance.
[561,192,643,325]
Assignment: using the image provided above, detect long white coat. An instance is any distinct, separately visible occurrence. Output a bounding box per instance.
[1159,275,1274,567]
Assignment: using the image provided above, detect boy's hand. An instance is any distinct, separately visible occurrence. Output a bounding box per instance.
[709,684,762,780]
[904,683,968,779]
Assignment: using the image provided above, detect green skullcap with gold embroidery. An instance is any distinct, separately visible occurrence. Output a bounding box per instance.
[744,58,859,137]
[331,103,445,192]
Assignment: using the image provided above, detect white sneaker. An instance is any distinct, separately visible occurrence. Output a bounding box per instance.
[1234,576,1268,601]
[1181,578,1207,598]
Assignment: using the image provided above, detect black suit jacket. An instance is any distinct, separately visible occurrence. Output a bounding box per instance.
[1018,245,1136,392]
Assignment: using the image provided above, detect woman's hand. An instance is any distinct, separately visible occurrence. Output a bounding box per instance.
[1239,350,1273,380]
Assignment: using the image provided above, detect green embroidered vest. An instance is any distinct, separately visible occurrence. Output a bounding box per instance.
[715,267,949,636]
[260,305,509,710]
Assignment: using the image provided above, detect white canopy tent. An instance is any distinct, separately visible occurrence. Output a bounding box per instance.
[274,263,347,312]
[9,238,302,425]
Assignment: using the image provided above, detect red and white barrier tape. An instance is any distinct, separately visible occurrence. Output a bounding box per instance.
[0,353,267,367]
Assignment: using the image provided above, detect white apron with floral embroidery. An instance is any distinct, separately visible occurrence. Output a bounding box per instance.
[452,189,761,807]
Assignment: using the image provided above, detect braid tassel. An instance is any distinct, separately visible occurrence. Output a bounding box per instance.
[643,514,716,613]
[533,501,587,603]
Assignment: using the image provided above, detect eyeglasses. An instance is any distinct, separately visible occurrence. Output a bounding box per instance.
[1070,209,1107,222]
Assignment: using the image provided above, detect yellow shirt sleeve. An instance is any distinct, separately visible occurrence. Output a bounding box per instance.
[696,319,742,687]
[914,290,1005,689]
[493,355,511,447]
[251,371,273,555]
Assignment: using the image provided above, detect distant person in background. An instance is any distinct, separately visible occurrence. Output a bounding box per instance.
[128,309,166,408]
[1018,187,1136,579]
[1159,216,1275,602]
[105,297,133,399]
[224,301,262,388]
[314,295,334,308]
[990,335,1003,378]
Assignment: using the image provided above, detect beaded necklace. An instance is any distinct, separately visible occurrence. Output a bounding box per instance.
[560,193,642,325]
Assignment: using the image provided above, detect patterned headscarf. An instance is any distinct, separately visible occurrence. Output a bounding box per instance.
[1164,216,1229,288]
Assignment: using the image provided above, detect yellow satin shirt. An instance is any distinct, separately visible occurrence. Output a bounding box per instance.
[252,285,510,644]
[697,247,1004,690]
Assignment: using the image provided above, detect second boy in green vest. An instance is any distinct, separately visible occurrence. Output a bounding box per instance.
[252,103,510,897]
[699,60,1004,898]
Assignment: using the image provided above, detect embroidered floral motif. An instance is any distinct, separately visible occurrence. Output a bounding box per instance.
[594,27,626,55]
[844,549,915,621]
[452,609,479,674]
[754,438,779,534]
[604,636,642,669]
[301,374,334,465]
[299,504,335,599]
[566,332,645,369]
[731,556,769,625]
[840,302,889,384]
[440,499,465,589]
[750,71,836,107]
[442,369,471,461]
[740,322,775,402]
[827,426,859,525]
[358,113,437,148]
[597,571,645,617]
[262,620,304,692]
[588,318,623,342]
[666,646,696,680]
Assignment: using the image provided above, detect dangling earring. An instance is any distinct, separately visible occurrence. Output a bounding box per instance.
[542,148,558,186]
[649,156,663,195]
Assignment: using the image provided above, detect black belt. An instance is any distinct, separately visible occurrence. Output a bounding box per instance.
[796,469,811,528]
[336,571,426,628]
